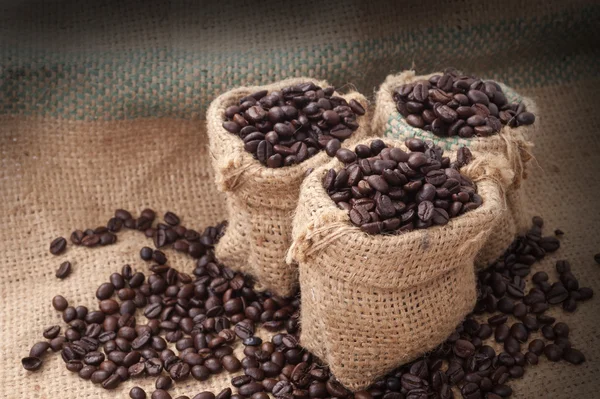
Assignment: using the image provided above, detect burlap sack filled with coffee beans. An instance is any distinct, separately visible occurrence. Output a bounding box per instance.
[206,78,371,297]
[287,138,514,390]
[373,70,538,266]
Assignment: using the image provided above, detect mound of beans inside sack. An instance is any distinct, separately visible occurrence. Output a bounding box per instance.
[324,138,480,234]
[222,82,366,167]
[393,68,535,137]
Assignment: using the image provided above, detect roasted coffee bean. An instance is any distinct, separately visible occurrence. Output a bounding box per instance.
[43,325,61,339]
[56,261,72,279]
[453,339,475,358]
[563,348,585,365]
[130,387,147,399]
[222,355,241,372]
[152,390,173,399]
[547,283,569,304]
[29,342,50,358]
[50,237,67,255]
[22,356,43,371]
[544,344,563,361]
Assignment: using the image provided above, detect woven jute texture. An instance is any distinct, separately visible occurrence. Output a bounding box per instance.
[373,70,538,267]
[1,0,599,397]
[287,138,512,390]
[207,78,371,297]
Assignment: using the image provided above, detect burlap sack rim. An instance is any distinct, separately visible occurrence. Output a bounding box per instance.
[288,137,510,289]
[206,77,371,209]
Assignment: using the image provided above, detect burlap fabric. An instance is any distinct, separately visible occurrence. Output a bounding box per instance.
[1,0,599,397]
[373,70,538,267]
[206,78,371,297]
[287,137,512,390]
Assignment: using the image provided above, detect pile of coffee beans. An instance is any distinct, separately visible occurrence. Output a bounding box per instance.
[26,212,593,399]
[324,138,481,234]
[30,210,300,398]
[222,82,366,168]
[393,68,535,137]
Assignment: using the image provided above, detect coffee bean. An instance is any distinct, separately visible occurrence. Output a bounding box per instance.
[22,356,42,371]
[222,355,241,372]
[130,387,147,399]
[336,149,357,164]
[563,348,585,365]
[152,390,173,399]
[55,261,72,279]
[510,323,529,342]
[50,237,67,255]
[544,344,563,361]
[43,325,61,339]
[453,340,475,358]
[547,283,569,304]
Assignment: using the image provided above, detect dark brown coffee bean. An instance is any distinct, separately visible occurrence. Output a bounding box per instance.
[152,390,173,399]
[50,237,67,255]
[547,283,569,304]
[453,340,475,358]
[336,149,357,164]
[239,382,265,397]
[563,348,585,365]
[82,234,100,247]
[130,387,147,399]
[43,325,61,339]
[406,114,424,128]
[544,344,563,361]
[193,392,215,399]
[55,261,72,279]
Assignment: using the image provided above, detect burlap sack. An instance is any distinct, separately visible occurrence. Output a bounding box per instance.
[373,70,538,266]
[288,138,514,390]
[206,78,372,297]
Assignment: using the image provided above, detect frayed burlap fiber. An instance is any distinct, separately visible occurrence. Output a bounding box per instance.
[207,78,372,297]
[288,137,514,390]
[373,70,539,266]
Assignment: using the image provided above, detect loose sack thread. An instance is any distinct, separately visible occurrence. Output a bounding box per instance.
[207,77,372,297]
[373,70,538,267]
[288,138,513,390]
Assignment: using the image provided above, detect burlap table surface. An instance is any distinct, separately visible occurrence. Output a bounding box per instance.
[1,0,599,397]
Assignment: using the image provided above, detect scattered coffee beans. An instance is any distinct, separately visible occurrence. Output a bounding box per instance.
[393,68,535,137]
[324,138,480,234]
[25,212,592,399]
[222,83,366,167]
[24,210,300,398]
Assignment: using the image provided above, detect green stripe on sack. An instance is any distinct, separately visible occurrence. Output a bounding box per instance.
[1,6,599,120]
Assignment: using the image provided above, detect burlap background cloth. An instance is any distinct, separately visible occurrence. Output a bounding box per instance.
[1,0,599,397]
